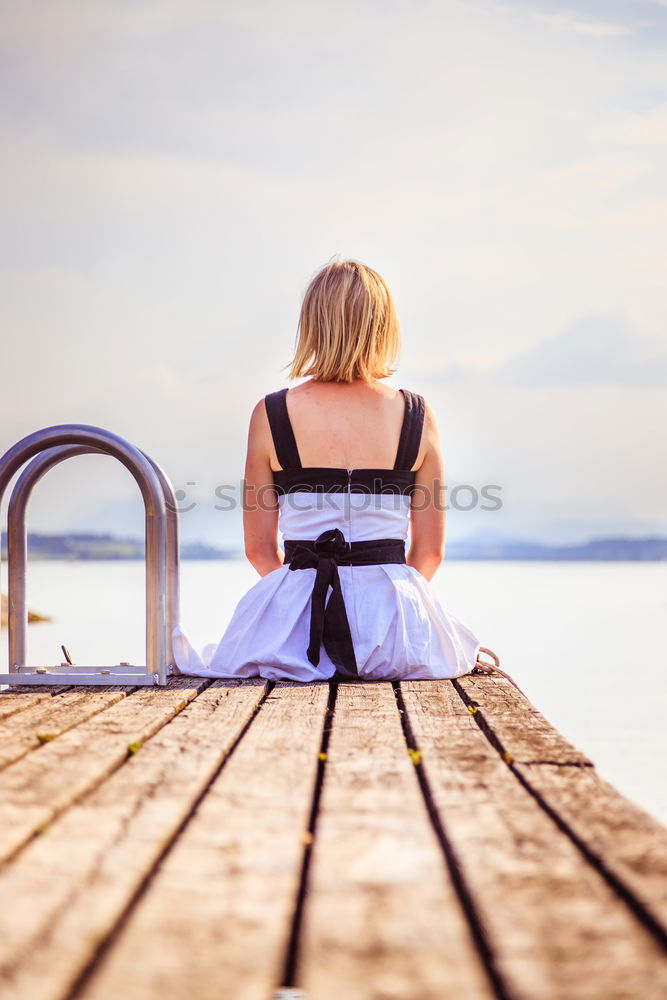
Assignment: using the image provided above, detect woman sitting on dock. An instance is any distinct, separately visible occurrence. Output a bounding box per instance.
[172,256,498,682]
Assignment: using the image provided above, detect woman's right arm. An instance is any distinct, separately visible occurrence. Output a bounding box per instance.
[406,400,446,581]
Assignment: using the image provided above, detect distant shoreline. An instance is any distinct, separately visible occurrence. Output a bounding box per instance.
[2,532,667,562]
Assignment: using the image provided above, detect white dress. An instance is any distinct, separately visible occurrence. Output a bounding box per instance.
[171,387,482,682]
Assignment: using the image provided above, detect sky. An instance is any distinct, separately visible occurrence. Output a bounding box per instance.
[1,0,666,548]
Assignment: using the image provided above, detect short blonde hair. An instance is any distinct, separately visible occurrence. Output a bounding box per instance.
[287,255,401,382]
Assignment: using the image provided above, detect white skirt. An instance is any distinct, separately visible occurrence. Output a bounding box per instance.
[171,562,482,683]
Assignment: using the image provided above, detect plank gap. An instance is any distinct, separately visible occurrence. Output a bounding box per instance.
[520,760,595,768]
[393,680,512,1000]
[280,680,338,990]
[451,678,667,953]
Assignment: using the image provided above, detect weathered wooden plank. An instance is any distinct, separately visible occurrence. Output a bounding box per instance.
[298,682,493,1000]
[0,677,209,862]
[0,680,267,1000]
[456,673,592,765]
[76,682,330,1000]
[0,690,53,722]
[401,679,667,1000]
[516,764,667,934]
[457,674,667,937]
[0,688,131,769]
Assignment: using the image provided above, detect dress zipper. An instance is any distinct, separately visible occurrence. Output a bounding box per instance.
[346,468,353,553]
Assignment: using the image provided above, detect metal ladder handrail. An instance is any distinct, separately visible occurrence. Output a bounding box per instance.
[0,425,179,686]
[6,444,180,673]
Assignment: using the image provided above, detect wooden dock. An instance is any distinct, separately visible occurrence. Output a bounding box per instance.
[0,673,666,1000]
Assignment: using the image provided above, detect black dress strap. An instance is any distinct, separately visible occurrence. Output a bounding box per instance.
[393,389,425,471]
[264,388,302,470]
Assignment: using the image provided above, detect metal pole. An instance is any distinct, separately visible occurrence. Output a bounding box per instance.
[140,451,180,667]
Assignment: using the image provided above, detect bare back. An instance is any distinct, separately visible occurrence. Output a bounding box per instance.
[268,379,427,472]
[245,376,445,581]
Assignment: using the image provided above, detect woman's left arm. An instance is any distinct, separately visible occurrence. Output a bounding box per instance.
[242,399,284,576]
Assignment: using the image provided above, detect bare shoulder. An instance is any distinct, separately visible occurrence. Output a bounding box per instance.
[249,395,268,423]
[247,395,273,444]
[250,396,268,430]
[411,394,442,471]
[422,396,439,432]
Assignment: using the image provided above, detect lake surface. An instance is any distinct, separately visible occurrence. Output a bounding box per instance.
[2,559,666,825]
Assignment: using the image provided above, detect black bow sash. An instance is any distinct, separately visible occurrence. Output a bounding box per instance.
[283,527,406,679]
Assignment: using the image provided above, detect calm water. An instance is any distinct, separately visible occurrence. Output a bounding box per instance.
[2,559,666,825]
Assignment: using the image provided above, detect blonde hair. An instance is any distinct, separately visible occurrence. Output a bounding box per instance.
[287,255,401,382]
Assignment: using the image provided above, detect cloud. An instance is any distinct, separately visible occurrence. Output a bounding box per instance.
[531,11,632,36]
[541,153,650,196]
[490,313,667,387]
[492,0,667,42]
[591,105,667,144]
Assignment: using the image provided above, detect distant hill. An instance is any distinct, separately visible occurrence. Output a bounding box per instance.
[0,532,243,561]
[445,535,667,561]
[2,532,667,561]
